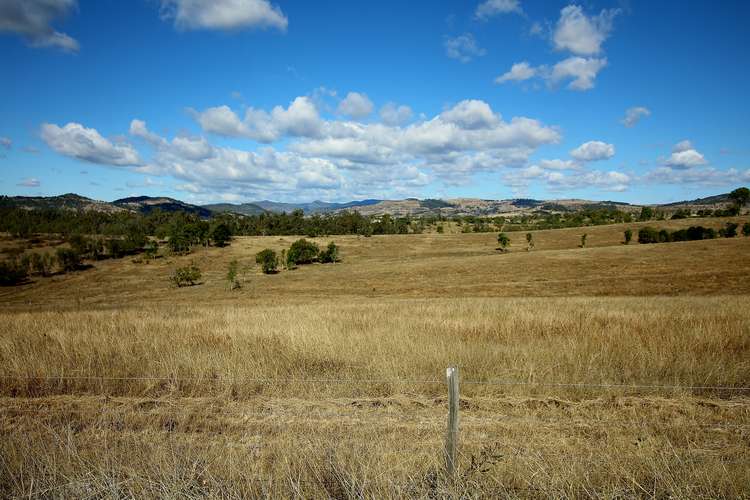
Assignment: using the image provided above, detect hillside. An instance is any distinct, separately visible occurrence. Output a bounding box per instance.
[202,202,268,216]
[0,193,126,213]
[112,196,212,218]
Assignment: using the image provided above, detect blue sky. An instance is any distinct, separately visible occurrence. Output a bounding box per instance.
[1,0,749,204]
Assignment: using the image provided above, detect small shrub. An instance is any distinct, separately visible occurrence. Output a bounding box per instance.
[319,242,339,263]
[256,249,279,274]
[623,229,633,245]
[496,233,510,252]
[0,259,28,286]
[226,259,241,290]
[719,222,738,238]
[525,233,534,251]
[169,263,202,287]
[580,233,588,248]
[55,248,82,272]
[29,252,54,276]
[287,239,320,266]
[742,222,750,237]
[658,229,670,243]
[436,225,444,234]
[638,227,660,244]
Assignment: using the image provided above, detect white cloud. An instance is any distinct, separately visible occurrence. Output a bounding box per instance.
[553,5,619,56]
[538,158,578,170]
[622,106,651,127]
[195,96,323,142]
[0,136,11,150]
[661,141,707,169]
[444,33,486,63]
[17,177,41,187]
[495,61,536,84]
[0,0,79,52]
[646,166,750,186]
[439,100,500,130]
[160,0,287,32]
[379,102,413,126]
[337,92,374,119]
[672,139,693,153]
[475,0,522,19]
[570,140,615,162]
[549,56,607,90]
[41,122,141,166]
[504,165,630,192]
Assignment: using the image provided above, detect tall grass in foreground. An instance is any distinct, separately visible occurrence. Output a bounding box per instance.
[1,296,748,398]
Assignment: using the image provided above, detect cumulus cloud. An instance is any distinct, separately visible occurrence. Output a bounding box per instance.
[195,96,323,142]
[495,61,536,84]
[646,166,750,186]
[496,57,606,91]
[0,136,11,150]
[444,33,486,63]
[553,5,619,56]
[337,92,374,119]
[379,102,413,126]
[504,165,630,192]
[475,0,522,19]
[570,140,615,162]
[160,0,287,32]
[549,56,607,91]
[17,177,41,187]
[41,122,141,166]
[663,140,707,169]
[0,0,79,52]
[622,106,651,127]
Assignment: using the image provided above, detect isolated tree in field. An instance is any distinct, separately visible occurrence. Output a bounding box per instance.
[743,222,750,237]
[623,229,633,245]
[728,187,749,212]
[169,263,202,287]
[525,233,534,251]
[318,242,339,263]
[210,222,232,247]
[497,233,510,252]
[287,239,320,266]
[226,259,241,290]
[256,249,278,274]
[580,233,587,248]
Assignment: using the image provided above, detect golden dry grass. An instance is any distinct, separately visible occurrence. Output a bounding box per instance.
[1,218,750,498]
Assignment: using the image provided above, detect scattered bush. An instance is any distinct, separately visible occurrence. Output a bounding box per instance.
[496,233,510,252]
[287,239,320,266]
[319,242,340,263]
[55,248,82,272]
[623,229,633,245]
[256,249,279,274]
[719,222,738,238]
[743,222,750,237]
[525,233,534,251]
[0,259,28,286]
[436,225,444,234]
[580,233,587,248]
[29,252,54,276]
[226,259,241,290]
[169,263,202,287]
[640,225,718,245]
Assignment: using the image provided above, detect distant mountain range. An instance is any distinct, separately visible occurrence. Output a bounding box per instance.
[0,191,738,218]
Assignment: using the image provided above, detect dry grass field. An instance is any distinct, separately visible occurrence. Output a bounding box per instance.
[1,217,750,498]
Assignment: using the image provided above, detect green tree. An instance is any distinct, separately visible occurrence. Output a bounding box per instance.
[0,259,28,286]
[497,233,510,252]
[210,222,232,247]
[639,206,654,221]
[728,187,749,211]
[256,249,279,274]
[169,263,202,287]
[742,222,750,237]
[623,229,633,245]
[287,239,320,266]
[319,242,339,263]
[436,224,444,234]
[55,248,82,272]
[720,222,738,238]
[638,227,660,244]
[167,224,191,254]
